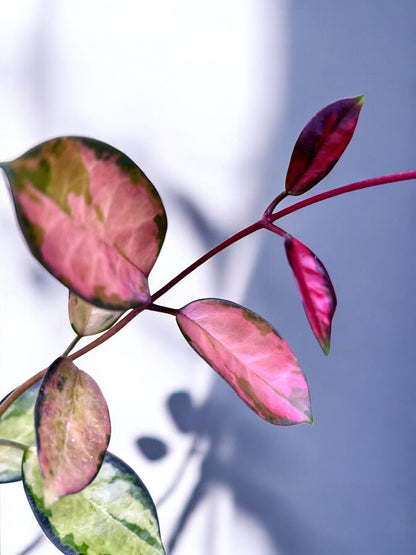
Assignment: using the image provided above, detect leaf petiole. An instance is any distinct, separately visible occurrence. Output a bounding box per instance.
[0,438,28,452]
[264,191,289,216]
[61,335,81,357]
[271,170,416,222]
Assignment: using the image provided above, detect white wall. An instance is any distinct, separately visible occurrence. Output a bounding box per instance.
[1,2,415,554]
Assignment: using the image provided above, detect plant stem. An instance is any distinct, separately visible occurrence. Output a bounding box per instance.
[261,220,287,237]
[148,304,178,316]
[31,171,416,364]
[0,370,46,418]
[61,335,81,357]
[68,219,264,362]
[271,170,416,222]
[264,191,289,216]
[150,220,264,303]
[0,438,28,451]
[69,307,143,362]
[1,169,415,413]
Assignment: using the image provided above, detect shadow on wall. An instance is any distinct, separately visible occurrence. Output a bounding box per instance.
[139,3,416,554]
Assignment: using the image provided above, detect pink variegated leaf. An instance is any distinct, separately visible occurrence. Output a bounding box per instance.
[285,234,337,354]
[1,137,167,310]
[177,299,312,425]
[286,95,364,195]
[68,291,123,336]
[35,357,111,506]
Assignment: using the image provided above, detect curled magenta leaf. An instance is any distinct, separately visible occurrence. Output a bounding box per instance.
[285,234,337,355]
[177,299,312,425]
[2,137,167,310]
[285,95,364,196]
[23,448,166,555]
[35,357,111,505]
[0,380,41,482]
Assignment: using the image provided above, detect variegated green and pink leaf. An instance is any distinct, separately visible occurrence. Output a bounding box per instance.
[2,137,167,310]
[177,299,312,425]
[35,357,111,505]
[23,448,166,555]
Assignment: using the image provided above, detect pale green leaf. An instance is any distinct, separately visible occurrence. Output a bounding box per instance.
[68,292,123,336]
[23,447,166,555]
[0,381,40,482]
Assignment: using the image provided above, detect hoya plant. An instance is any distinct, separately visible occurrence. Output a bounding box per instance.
[1,96,415,554]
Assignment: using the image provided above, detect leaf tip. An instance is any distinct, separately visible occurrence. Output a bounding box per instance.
[355,94,365,106]
[321,339,331,356]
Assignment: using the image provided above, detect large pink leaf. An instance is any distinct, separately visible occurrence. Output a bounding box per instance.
[177,299,312,425]
[285,95,364,195]
[285,234,337,354]
[2,137,167,310]
[35,357,111,506]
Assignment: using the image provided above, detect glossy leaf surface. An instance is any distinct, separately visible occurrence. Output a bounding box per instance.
[2,137,167,310]
[286,95,364,195]
[68,291,123,336]
[285,235,337,354]
[23,448,166,555]
[177,299,312,425]
[0,381,40,482]
[36,357,111,505]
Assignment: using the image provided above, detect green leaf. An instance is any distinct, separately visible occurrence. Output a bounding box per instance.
[23,447,166,555]
[36,357,111,505]
[2,137,167,310]
[0,381,40,482]
[68,291,123,336]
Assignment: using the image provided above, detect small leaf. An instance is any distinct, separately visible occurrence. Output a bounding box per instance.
[23,447,166,555]
[285,95,364,195]
[285,235,337,355]
[2,137,167,310]
[35,357,111,505]
[68,291,123,336]
[177,299,312,425]
[0,380,41,482]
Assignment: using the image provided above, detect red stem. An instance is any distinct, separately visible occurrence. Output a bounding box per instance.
[261,221,287,237]
[1,170,415,416]
[151,220,263,303]
[271,171,416,221]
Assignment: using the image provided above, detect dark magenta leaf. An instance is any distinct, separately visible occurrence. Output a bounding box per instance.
[2,137,167,310]
[35,357,111,505]
[285,234,337,354]
[23,448,166,555]
[285,95,364,195]
[177,299,312,425]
